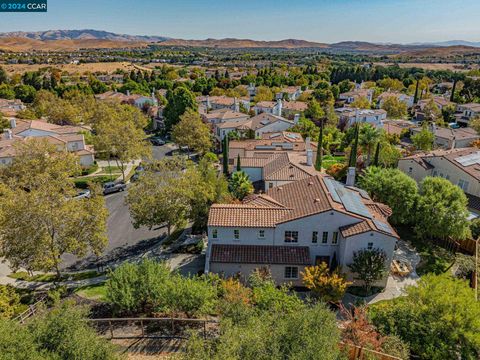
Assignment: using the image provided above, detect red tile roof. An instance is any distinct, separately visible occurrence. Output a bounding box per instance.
[210,244,310,265]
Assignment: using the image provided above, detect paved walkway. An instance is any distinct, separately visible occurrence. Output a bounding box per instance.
[343,239,421,305]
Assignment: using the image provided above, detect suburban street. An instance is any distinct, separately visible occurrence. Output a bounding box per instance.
[62,143,176,269]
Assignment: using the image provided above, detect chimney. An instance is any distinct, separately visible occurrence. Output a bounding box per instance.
[306,149,313,166]
[126,90,130,96]
[346,167,356,186]
[294,113,300,125]
[234,97,239,112]
[4,129,12,140]
[305,137,311,150]
[10,118,16,129]
[276,99,282,117]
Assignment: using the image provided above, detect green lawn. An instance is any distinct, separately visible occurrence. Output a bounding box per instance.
[101,166,122,173]
[8,270,101,283]
[321,155,345,170]
[396,225,455,275]
[74,283,107,301]
[74,175,118,189]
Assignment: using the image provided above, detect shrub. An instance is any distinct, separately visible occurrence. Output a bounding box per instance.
[183,303,342,360]
[106,259,217,317]
[370,274,480,359]
[0,285,20,319]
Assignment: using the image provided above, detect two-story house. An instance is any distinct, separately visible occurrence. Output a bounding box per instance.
[205,175,398,287]
[335,107,387,129]
[455,103,480,126]
[0,119,94,166]
[398,147,480,215]
[377,92,415,109]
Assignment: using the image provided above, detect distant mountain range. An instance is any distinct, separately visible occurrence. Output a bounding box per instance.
[0,29,479,55]
[0,29,170,42]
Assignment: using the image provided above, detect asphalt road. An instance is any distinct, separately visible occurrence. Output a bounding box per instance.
[62,143,175,269]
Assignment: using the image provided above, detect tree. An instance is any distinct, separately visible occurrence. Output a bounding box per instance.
[253,86,273,102]
[348,248,387,295]
[14,84,37,103]
[163,87,197,131]
[471,116,480,134]
[381,96,407,118]
[28,302,119,360]
[315,118,324,171]
[359,124,381,166]
[236,154,241,172]
[301,263,350,303]
[0,318,45,360]
[305,99,325,122]
[0,112,9,130]
[422,99,442,124]
[0,66,8,84]
[0,140,108,277]
[450,73,465,102]
[349,123,359,167]
[350,96,371,109]
[291,116,320,140]
[126,160,190,236]
[0,285,20,319]
[222,136,229,176]
[411,125,434,151]
[373,142,380,166]
[0,83,15,99]
[172,109,212,155]
[228,171,253,200]
[183,303,342,360]
[358,167,418,225]
[338,79,355,93]
[93,102,151,181]
[378,78,404,92]
[370,274,480,360]
[415,177,471,240]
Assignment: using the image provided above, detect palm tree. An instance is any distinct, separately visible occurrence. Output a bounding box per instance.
[359,125,381,166]
[228,171,254,200]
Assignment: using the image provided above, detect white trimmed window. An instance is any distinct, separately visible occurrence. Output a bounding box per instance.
[258,230,265,239]
[458,179,469,191]
[284,231,298,243]
[212,229,218,239]
[367,242,374,250]
[312,231,318,243]
[332,232,339,244]
[322,232,328,244]
[284,266,298,279]
[234,229,240,240]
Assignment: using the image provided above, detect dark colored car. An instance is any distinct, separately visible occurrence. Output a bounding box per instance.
[103,181,126,195]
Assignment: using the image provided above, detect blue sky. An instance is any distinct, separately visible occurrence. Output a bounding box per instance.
[0,0,479,43]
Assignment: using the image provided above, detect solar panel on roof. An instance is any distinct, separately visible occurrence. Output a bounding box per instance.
[455,152,480,166]
[337,188,372,219]
[286,133,299,139]
[260,120,271,125]
[324,178,341,203]
[373,219,393,235]
[269,133,281,138]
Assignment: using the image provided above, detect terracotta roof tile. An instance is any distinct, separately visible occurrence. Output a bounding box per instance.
[210,244,310,265]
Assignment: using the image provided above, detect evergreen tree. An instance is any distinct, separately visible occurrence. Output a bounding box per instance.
[373,142,381,167]
[236,154,241,172]
[315,118,324,171]
[222,136,229,176]
[349,124,359,168]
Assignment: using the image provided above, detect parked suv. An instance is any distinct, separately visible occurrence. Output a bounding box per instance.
[103,181,126,195]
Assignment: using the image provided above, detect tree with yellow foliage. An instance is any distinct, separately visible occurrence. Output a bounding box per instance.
[301,263,350,303]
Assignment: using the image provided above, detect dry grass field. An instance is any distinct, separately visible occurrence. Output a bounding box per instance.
[373,62,476,71]
[2,61,139,75]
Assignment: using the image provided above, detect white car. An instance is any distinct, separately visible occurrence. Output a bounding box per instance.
[74,189,91,199]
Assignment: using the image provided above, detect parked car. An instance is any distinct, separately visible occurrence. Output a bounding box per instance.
[103,182,126,195]
[74,189,91,199]
[149,137,165,146]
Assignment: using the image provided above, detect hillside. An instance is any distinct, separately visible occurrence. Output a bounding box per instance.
[0,37,148,51]
[0,29,169,42]
[157,38,329,49]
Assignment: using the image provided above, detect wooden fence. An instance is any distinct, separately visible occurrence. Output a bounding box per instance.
[87,317,218,340]
[341,342,403,360]
[13,295,47,324]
